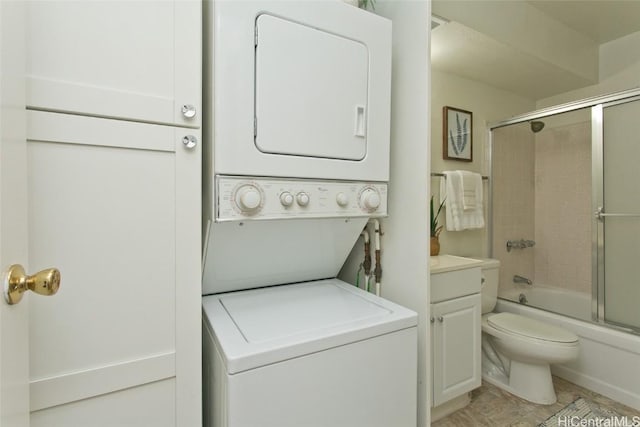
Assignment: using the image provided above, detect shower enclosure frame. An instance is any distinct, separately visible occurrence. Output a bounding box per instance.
[487,87,640,335]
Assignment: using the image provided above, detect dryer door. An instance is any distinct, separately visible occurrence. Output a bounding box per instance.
[255,14,368,160]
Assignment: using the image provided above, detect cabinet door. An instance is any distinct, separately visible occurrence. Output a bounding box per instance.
[27,111,201,426]
[27,0,201,128]
[432,294,481,407]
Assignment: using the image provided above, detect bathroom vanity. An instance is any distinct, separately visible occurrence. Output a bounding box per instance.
[430,255,482,420]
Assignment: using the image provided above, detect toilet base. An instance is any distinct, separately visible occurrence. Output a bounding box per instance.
[510,360,557,404]
[482,361,557,405]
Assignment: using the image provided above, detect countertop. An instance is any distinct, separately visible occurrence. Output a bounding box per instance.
[430,254,482,274]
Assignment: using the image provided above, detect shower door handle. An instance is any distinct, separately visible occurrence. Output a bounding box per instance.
[595,206,640,222]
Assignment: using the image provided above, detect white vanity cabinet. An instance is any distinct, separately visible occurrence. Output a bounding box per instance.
[27,0,201,128]
[430,256,482,411]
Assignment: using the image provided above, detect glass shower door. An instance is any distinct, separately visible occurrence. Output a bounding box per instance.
[596,98,640,331]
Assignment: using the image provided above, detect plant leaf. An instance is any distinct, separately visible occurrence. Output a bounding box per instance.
[449,130,459,155]
[430,196,446,237]
[451,113,469,156]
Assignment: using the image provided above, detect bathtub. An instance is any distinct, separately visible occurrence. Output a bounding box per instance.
[502,285,592,321]
[496,295,640,411]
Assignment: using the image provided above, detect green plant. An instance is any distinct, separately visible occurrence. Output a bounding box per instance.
[358,0,375,10]
[430,195,445,238]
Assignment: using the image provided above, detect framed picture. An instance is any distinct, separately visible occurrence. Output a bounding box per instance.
[443,106,473,162]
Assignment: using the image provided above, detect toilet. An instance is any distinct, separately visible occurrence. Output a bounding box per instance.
[478,259,579,404]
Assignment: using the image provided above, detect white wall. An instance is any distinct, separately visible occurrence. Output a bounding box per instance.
[338,1,431,425]
[431,70,534,257]
[537,30,640,108]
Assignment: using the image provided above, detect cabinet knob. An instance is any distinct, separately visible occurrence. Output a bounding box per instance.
[438,316,444,323]
[182,135,198,149]
[181,104,197,119]
[430,317,435,323]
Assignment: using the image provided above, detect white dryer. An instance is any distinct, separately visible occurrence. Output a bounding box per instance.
[203,279,417,427]
[207,0,392,182]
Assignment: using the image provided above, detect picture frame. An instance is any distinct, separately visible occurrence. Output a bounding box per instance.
[443,106,473,162]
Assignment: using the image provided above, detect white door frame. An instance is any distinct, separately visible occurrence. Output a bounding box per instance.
[0,0,30,425]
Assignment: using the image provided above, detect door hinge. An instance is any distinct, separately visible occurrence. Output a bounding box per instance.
[254,26,258,46]
[254,117,257,138]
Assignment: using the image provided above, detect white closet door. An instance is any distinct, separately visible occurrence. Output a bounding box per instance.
[26,112,201,427]
[255,14,368,160]
[27,0,201,128]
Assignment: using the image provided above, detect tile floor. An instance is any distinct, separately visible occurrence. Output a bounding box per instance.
[432,376,640,426]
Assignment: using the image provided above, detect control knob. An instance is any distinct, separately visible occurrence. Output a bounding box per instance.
[234,184,262,213]
[359,187,381,212]
[336,192,350,207]
[280,192,294,207]
[296,192,310,207]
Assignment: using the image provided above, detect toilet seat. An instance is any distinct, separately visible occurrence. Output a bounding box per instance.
[487,312,578,343]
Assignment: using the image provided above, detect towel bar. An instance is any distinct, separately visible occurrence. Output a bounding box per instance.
[595,206,640,222]
[431,172,489,180]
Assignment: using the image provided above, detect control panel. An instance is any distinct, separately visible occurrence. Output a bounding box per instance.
[216,175,388,221]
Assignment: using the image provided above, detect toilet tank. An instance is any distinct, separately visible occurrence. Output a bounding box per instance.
[478,258,500,314]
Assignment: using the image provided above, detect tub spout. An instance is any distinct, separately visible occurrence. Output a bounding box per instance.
[518,293,528,304]
[513,275,532,285]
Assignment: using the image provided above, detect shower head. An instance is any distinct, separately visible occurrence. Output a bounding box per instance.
[530,121,545,133]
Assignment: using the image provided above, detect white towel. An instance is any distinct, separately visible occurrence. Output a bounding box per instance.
[439,170,485,231]
[459,170,481,211]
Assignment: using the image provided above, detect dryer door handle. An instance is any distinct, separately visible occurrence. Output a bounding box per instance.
[354,105,366,137]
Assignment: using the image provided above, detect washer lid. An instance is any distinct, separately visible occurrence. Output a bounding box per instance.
[203,279,417,373]
[487,312,578,343]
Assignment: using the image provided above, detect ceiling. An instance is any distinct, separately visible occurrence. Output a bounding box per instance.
[431,1,640,101]
[527,0,640,44]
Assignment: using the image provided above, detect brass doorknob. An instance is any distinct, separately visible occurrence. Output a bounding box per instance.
[3,264,60,305]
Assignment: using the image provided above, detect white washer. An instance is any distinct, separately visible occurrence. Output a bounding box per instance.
[202,279,417,427]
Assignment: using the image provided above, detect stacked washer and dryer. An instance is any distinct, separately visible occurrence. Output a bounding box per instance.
[202,2,418,426]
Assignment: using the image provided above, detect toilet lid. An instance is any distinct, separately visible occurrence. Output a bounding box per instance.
[487,312,578,343]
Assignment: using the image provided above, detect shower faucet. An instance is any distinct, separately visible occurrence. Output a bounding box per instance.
[513,275,532,285]
[506,239,536,252]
